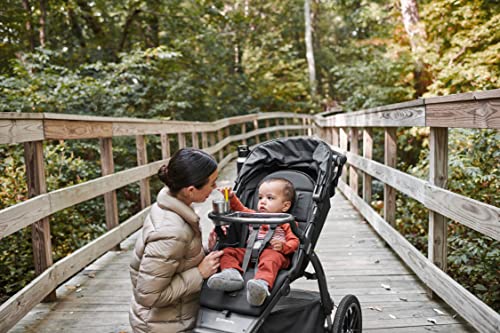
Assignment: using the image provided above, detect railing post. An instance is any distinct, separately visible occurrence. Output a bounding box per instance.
[161,133,171,159]
[178,133,186,150]
[217,129,224,161]
[201,132,208,149]
[24,141,57,302]
[362,128,373,204]
[429,127,448,275]
[340,128,348,183]
[384,127,397,227]
[265,119,271,140]
[349,128,359,195]
[99,138,120,251]
[191,132,199,148]
[284,118,288,137]
[136,135,151,209]
[331,128,339,146]
[253,119,260,143]
[241,123,247,145]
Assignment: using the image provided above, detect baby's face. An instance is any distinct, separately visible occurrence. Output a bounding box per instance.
[257,181,291,213]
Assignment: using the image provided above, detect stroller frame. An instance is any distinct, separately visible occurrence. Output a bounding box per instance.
[194,137,361,333]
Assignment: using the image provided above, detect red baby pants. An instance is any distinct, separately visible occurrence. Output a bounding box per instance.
[220,247,290,289]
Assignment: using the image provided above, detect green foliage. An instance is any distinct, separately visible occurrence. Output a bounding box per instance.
[421,0,500,94]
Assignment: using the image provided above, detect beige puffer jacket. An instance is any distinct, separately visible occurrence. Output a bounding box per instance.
[129,188,205,333]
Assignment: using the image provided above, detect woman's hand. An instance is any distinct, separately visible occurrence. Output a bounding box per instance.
[207,227,227,251]
[198,250,224,279]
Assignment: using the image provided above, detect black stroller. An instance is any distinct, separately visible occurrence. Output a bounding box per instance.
[194,137,362,333]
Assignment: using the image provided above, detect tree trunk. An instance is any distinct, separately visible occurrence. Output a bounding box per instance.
[400,0,428,96]
[304,0,317,97]
[21,0,36,51]
[119,9,141,52]
[38,0,47,47]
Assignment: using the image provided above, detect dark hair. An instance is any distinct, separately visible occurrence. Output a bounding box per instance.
[260,178,295,203]
[158,148,217,195]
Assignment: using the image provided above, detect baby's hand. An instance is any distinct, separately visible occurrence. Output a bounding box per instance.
[217,187,234,200]
[270,239,285,252]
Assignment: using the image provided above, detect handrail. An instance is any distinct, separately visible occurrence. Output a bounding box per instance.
[314,88,500,333]
[0,111,313,333]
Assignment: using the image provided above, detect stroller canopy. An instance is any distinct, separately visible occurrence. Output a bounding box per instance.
[234,137,345,201]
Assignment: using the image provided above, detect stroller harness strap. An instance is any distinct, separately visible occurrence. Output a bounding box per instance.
[241,225,277,274]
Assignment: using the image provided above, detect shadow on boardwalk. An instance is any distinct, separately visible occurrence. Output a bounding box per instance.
[11,162,475,333]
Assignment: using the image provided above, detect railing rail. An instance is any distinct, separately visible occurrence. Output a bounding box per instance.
[0,111,313,332]
[314,88,500,333]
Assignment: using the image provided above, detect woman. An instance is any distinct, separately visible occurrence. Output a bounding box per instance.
[129,148,224,333]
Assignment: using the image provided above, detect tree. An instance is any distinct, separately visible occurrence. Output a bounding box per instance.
[304,0,317,97]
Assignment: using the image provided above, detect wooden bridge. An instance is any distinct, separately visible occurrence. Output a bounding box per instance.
[1,89,499,332]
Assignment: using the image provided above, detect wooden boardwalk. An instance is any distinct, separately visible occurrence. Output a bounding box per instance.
[11,163,475,333]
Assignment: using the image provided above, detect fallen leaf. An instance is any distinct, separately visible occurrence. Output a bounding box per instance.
[76,288,82,293]
[399,297,408,302]
[65,285,77,291]
[381,283,391,290]
[427,318,437,324]
[368,306,383,312]
[389,314,396,319]
[374,259,380,264]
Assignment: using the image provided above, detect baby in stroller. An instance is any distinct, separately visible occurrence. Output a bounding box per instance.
[195,137,361,333]
[207,178,299,306]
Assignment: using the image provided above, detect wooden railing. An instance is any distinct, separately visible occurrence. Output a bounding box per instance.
[314,89,500,333]
[0,111,313,332]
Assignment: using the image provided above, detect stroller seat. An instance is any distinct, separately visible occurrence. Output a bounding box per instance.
[200,169,315,316]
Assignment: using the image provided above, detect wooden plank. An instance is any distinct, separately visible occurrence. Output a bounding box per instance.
[350,128,359,194]
[0,208,149,333]
[265,119,271,140]
[253,119,260,143]
[217,129,224,161]
[136,135,151,209]
[338,181,500,333]
[384,127,397,226]
[23,141,56,302]
[428,128,448,273]
[178,132,186,149]
[44,120,112,139]
[425,99,500,129]
[363,128,373,204]
[0,119,44,144]
[99,138,120,251]
[342,152,500,240]
[321,106,425,128]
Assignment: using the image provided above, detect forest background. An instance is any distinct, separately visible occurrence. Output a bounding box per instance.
[0,0,498,311]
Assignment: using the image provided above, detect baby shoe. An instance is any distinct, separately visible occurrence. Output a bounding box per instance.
[246,279,270,306]
[207,268,244,292]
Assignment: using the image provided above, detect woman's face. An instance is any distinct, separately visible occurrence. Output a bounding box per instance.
[191,170,218,203]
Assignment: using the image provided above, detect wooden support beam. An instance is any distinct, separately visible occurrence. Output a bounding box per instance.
[217,130,224,161]
[384,127,397,227]
[253,120,260,143]
[349,128,359,195]
[99,138,120,251]
[23,141,56,302]
[429,127,448,274]
[178,133,186,150]
[363,128,373,204]
[136,135,151,209]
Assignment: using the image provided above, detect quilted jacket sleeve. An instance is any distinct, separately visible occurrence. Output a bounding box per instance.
[134,234,204,308]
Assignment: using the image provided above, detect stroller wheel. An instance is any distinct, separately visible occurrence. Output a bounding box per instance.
[332,295,362,333]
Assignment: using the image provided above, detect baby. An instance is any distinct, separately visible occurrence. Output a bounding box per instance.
[208,178,299,306]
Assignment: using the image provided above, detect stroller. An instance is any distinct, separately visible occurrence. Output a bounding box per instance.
[194,137,362,333]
